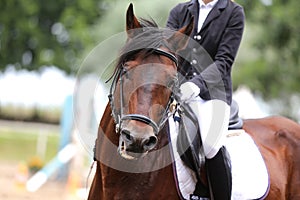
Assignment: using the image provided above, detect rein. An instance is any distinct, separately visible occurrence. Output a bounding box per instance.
[108,48,179,135]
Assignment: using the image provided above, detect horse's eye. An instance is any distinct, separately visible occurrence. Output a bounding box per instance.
[121,65,134,80]
[122,70,130,80]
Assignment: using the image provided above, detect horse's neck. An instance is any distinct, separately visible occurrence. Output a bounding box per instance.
[99,104,119,144]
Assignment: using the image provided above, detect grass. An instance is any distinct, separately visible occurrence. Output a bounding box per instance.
[0,129,60,164]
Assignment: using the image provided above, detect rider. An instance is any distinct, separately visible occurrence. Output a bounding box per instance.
[166,0,245,199]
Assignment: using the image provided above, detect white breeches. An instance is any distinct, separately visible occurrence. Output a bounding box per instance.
[187,97,230,159]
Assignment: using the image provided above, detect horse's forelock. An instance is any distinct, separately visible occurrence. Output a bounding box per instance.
[139,17,158,28]
[116,17,168,70]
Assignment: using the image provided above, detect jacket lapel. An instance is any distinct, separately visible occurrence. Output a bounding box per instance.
[201,0,228,31]
[188,0,199,35]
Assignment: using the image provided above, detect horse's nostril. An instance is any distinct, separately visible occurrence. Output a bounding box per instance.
[121,129,157,152]
[143,136,158,150]
[121,129,132,142]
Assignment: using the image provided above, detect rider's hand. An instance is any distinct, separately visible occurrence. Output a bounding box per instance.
[179,82,200,102]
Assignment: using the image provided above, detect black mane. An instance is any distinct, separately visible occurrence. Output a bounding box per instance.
[139,17,158,28]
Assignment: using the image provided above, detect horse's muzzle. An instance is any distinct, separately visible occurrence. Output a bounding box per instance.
[118,127,158,160]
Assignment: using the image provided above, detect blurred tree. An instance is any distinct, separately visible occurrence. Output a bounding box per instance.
[92,0,182,38]
[0,0,110,73]
[234,0,300,99]
[1,0,298,99]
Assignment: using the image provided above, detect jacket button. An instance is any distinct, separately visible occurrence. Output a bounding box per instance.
[192,48,197,53]
[194,35,201,40]
[191,59,197,65]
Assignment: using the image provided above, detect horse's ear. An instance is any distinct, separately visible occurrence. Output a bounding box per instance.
[126,3,142,38]
[167,16,194,52]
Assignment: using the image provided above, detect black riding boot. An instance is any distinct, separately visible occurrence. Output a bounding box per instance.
[205,146,232,200]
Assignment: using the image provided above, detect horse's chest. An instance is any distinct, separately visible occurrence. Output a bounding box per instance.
[103,171,179,200]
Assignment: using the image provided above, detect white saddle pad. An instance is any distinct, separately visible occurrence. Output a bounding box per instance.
[168,119,270,200]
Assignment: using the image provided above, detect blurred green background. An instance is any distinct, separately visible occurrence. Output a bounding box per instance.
[1,0,299,122]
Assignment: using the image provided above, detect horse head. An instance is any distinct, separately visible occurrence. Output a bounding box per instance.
[109,3,193,160]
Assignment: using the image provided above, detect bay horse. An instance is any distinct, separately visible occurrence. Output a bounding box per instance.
[88,4,300,200]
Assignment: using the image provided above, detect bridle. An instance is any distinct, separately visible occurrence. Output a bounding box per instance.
[108,48,179,135]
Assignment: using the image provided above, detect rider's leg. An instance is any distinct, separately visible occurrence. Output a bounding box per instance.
[187,97,231,200]
[206,146,232,200]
